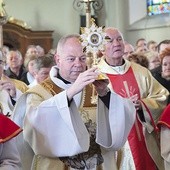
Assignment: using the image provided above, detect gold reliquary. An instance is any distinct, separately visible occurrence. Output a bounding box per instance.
[80,19,108,104]
[80,19,108,80]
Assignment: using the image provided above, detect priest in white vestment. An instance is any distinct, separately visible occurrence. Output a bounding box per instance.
[12,34,136,170]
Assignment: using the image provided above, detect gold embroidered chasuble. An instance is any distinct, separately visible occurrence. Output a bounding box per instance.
[97,58,169,170]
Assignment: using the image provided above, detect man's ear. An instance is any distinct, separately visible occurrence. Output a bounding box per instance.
[54,53,60,66]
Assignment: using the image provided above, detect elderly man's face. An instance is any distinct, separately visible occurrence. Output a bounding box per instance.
[124,43,134,59]
[104,28,125,62]
[57,37,87,83]
[162,55,170,80]
[7,51,23,69]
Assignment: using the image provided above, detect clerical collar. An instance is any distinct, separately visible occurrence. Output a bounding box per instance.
[111,60,126,73]
[57,72,71,84]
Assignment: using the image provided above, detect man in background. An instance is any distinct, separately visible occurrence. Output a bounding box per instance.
[97,27,169,170]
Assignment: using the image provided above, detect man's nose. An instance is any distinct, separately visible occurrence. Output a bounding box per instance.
[112,39,120,45]
[74,58,82,65]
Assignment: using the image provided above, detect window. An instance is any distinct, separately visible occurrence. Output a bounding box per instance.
[147,0,170,16]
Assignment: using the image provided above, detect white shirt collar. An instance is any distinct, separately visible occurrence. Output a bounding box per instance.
[111,62,127,74]
[49,66,82,107]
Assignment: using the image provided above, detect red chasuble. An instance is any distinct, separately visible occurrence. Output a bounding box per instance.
[0,114,22,143]
[157,104,170,129]
[107,67,157,170]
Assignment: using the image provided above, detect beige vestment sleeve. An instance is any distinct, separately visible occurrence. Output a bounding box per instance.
[24,90,90,157]
[96,92,136,150]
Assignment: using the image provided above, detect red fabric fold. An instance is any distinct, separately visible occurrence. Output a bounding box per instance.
[157,104,170,129]
[107,67,156,170]
[0,114,22,143]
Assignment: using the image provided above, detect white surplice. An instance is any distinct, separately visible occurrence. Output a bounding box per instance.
[12,66,136,170]
[0,89,22,117]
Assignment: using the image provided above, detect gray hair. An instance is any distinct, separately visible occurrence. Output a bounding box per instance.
[24,54,39,70]
[105,27,124,41]
[56,34,80,56]
[33,55,55,71]
[6,50,22,63]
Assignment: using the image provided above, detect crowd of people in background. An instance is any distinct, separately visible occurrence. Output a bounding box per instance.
[0,44,56,169]
[125,37,170,170]
[125,38,170,98]
[0,28,170,170]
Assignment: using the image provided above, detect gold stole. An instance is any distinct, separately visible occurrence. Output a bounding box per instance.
[27,77,97,123]
[40,78,97,123]
[40,77,96,106]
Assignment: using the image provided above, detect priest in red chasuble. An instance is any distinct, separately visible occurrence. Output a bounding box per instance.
[97,27,169,170]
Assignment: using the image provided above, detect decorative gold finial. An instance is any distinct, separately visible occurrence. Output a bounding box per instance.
[80,19,107,104]
[80,19,106,66]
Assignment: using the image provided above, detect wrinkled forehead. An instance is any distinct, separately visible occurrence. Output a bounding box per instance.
[7,51,22,60]
[62,38,84,55]
[105,28,123,39]
[28,47,37,52]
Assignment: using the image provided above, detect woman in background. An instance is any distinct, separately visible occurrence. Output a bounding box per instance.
[157,48,170,170]
[153,48,170,94]
[28,55,55,88]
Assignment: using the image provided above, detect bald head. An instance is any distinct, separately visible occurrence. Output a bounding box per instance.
[56,34,81,56]
[105,27,124,41]
[124,42,134,59]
